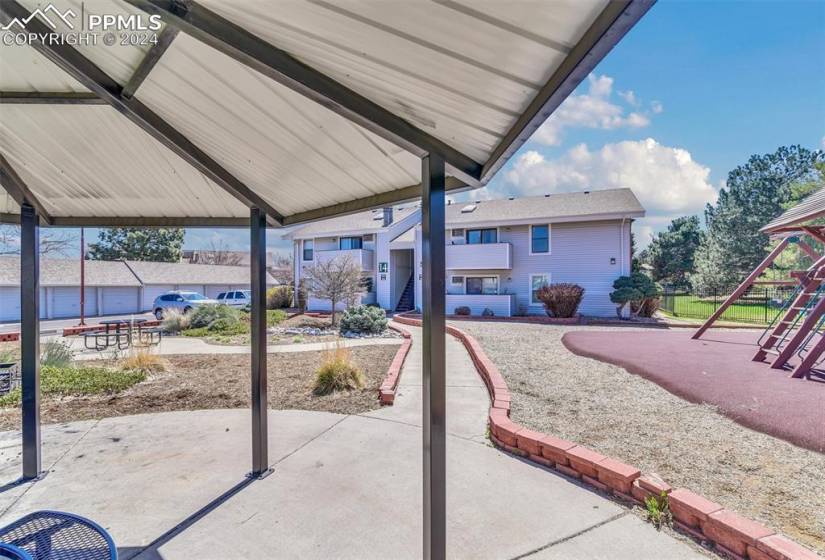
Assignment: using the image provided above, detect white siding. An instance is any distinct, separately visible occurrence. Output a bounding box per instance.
[503,221,625,316]
[0,287,20,322]
[101,287,140,315]
[177,284,206,294]
[143,284,175,310]
[52,287,98,318]
[446,294,515,317]
[440,220,629,317]
[205,285,231,299]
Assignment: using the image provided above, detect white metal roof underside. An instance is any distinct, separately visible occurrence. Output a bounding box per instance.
[0,0,652,227]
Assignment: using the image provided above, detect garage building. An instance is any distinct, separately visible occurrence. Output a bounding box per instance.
[0,257,277,321]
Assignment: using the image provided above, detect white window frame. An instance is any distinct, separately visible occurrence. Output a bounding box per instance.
[529,224,551,256]
[302,239,314,261]
[464,275,500,295]
[529,273,551,305]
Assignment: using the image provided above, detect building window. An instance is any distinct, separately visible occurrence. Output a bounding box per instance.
[466,276,498,295]
[531,225,550,254]
[339,236,363,250]
[530,274,550,305]
[451,229,465,238]
[451,276,464,285]
[303,240,314,261]
[466,228,497,244]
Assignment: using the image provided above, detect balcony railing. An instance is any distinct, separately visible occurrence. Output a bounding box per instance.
[315,248,374,271]
[446,243,512,270]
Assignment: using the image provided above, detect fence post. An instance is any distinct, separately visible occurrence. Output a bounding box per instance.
[764,288,769,324]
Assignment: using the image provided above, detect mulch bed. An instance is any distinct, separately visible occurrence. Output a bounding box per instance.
[0,345,399,431]
[454,320,825,555]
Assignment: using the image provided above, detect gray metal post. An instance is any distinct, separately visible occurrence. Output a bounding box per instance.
[421,153,446,560]
[249,207,271,478]
[20,203,41,479]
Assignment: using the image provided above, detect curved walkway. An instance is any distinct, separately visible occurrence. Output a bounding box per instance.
[0,325,705,559]
[67,333,402,360]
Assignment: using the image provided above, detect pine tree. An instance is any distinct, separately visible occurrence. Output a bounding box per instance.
[692,146,823,291]
[87,228,185,262]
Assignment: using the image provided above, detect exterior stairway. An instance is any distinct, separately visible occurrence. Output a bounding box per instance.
[395,276,415,313]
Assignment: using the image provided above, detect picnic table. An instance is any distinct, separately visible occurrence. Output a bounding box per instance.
[83,319,160,351]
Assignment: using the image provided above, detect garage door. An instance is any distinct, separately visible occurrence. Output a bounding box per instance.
[101,287,139,315]
[0,287,52,321]
[0,287,20,322]
[177,284,205,295]
[52,287,98,318]
[204,285,229,299]
[143,285,175,311]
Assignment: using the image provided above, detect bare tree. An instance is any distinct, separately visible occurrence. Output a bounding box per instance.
[302,254,364,324]
[202,240,243,265]
[0,224,74,256]
[270,253,294,286]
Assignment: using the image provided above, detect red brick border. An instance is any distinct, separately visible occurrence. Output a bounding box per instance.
[391,315,821,560]
[0,332,19,342]
[377,323,413,405]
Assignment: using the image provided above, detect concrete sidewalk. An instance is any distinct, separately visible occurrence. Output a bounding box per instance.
[0,326,707,559]
[65,332,402,359]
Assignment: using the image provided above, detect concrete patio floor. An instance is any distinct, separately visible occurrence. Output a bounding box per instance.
[0,327,707,559]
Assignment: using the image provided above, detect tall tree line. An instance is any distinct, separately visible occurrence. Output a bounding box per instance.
[642,145,823,290]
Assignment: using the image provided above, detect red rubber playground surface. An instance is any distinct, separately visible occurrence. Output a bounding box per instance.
[562,328,825,453]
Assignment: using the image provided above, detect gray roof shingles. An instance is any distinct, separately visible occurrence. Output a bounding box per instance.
[444,188,644,225]
[0,258,274,287]
[288,188,644,238]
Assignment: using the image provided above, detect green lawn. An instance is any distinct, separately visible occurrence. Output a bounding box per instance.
[661,294,782,325]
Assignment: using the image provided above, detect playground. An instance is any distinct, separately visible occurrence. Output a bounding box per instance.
[563,328,824,452]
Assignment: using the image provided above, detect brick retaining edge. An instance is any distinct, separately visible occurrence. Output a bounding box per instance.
[377,323,413,405]
[391,315,821,560]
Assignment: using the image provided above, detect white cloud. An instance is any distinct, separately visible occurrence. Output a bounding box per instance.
[531,74,656,146]
[494,139,718,246]
[618,90,638,106]
[651,101,664,114]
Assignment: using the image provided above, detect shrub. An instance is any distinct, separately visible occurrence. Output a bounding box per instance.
[207,317,241,332]
[181,326,209,338]
[267,309,288,326]
[162,308,191,333]
[189,304,240,328]
[120,349,165,374]
[454,306,471,316]
[610,274,662,318]
[0,347,18,364]
[338,305,388,334]
[266,286,293,309]
[313,345,364,395]
[481,308,495,317]
[40,339,74,368]
[536,283,585,318]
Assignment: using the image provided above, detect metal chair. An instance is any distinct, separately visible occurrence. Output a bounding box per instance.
[0,511,116,560]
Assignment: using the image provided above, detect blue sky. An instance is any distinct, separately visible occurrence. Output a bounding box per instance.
[16,0,825,256]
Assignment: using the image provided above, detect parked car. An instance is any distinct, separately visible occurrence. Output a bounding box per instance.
[216,290,252,309]
[152,291,218,320]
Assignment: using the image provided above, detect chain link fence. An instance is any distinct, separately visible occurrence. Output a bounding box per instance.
[660,285,796,324]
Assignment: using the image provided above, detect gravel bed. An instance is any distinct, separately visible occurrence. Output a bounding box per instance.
[455,320,825,555]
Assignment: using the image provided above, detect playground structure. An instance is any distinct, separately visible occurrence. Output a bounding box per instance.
[693,187,825,379]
